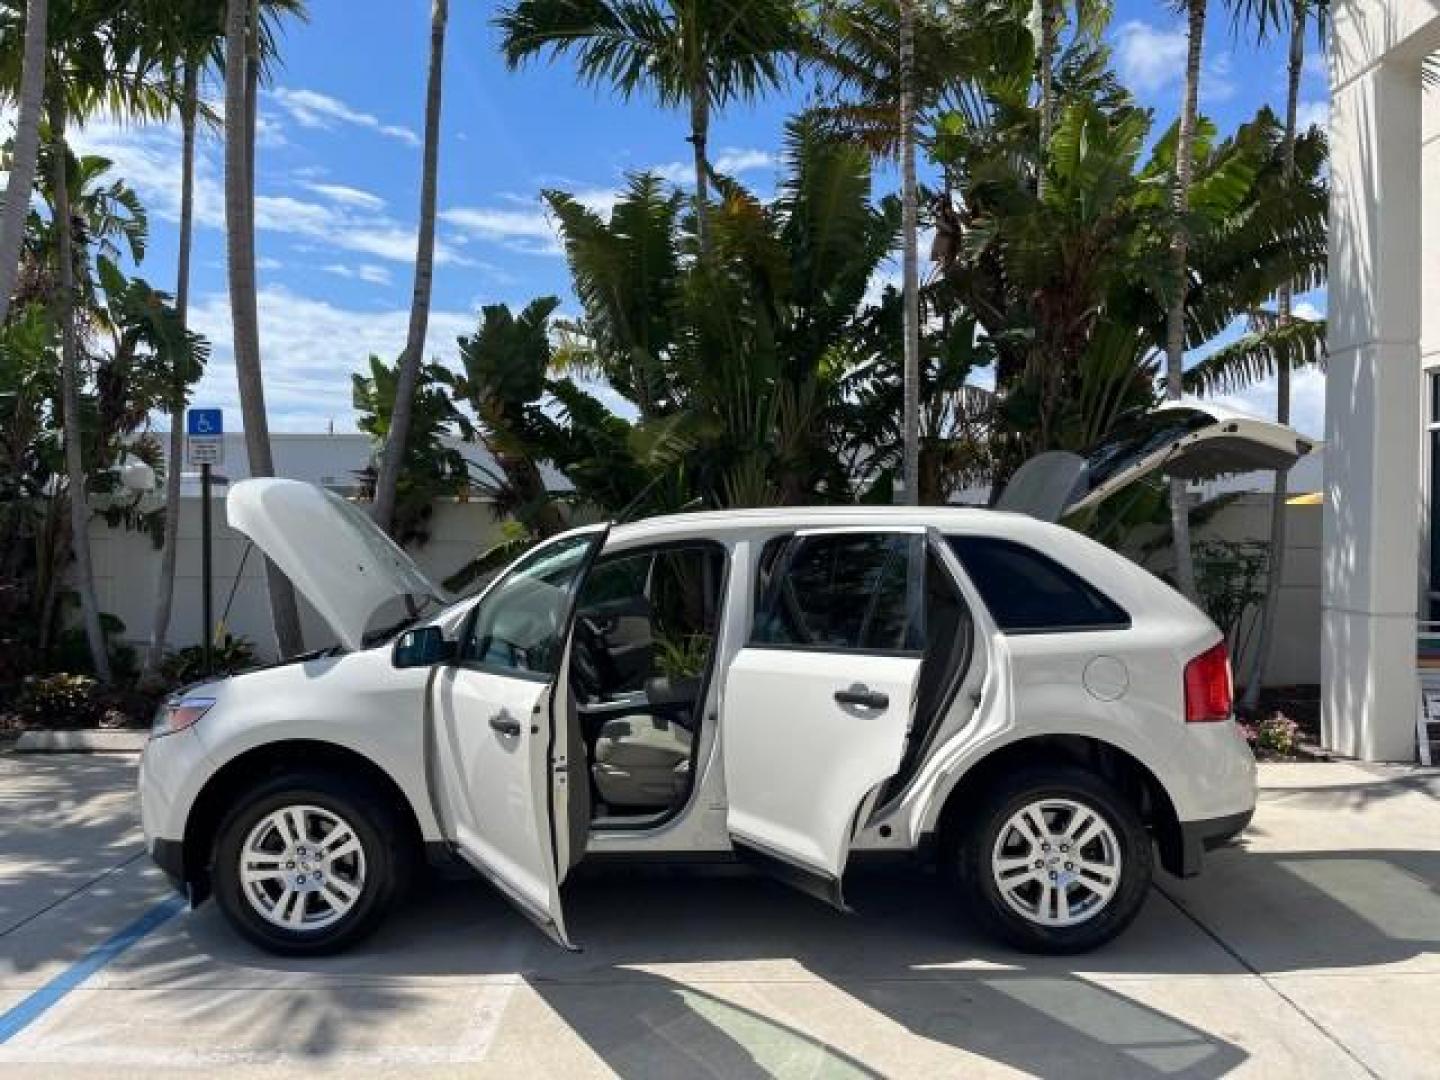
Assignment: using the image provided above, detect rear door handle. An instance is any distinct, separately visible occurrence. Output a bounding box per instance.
[489,711,522,736]
[834,685,889,710]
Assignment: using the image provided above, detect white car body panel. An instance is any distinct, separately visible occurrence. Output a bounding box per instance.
[724,647,922,878]
[998,402,1318,521]
[228,478,444,651]
[142,497,1261,942]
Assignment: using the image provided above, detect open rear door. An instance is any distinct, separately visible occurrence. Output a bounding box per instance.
[429,526,609,948]
[722,528,926,908]
[997,404,1317,522]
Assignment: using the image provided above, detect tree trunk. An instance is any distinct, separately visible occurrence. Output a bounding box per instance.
[1163,0,1207,600]
[689,77,711,258]
[899,0,920,506]
[49,100,112,682]
[1241,0,1306,709]
[0,0,47,325]
[1036,0,1058,199]
[141,58,199,685]
[373,0,448,535]
[225,0,303,657]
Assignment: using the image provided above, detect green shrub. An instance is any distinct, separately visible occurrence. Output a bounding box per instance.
[161,634,258,685]
[1239,711,1303,757]
[12,673,100,727]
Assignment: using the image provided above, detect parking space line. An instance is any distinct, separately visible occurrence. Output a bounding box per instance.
[0,895,185,1044]
[0,849,144,939]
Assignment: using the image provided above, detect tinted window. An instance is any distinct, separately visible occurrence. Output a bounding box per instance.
[948,536,1129,633]
[753,533,921,652]
[1084,408,1213,490]
[460,534,598,677]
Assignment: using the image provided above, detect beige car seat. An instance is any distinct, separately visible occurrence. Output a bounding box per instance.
[593,715,692,808]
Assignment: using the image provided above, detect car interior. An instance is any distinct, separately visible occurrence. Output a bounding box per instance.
[569,542,727,824]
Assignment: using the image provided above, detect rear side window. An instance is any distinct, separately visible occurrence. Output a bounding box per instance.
[947,536,1129,634]
[753,533,922,652]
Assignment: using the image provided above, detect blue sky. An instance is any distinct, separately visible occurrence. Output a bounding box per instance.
[68,0,1331,436]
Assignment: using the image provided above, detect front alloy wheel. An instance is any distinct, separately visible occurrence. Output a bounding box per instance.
[952,766,1152,953]
[239,805,368,932]
[213,771,409,955]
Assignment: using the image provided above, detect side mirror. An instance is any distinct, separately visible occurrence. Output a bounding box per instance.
[391,625,455,669]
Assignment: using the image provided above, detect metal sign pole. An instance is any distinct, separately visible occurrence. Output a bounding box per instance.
[186,407,224,676]
[201,462,213,677]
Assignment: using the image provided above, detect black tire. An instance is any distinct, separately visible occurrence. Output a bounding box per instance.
[212,770,412,956]
[948,765,1153,954]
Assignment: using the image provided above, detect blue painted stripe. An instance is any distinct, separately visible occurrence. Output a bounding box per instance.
[0,895,185,1044]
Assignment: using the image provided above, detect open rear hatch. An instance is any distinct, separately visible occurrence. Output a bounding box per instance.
[996,404,1317,522]
[227,478,447,651]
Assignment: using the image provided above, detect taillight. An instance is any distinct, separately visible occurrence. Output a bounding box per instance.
[1183,642,1232,723]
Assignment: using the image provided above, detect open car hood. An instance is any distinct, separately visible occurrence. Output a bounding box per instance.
[996,403,1318,522]
[227,479,446,652]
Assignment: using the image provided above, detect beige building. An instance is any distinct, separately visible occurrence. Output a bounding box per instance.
[1324,1,1440,760]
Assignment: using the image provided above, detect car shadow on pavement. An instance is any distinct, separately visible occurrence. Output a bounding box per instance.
[143,852,1440,1077]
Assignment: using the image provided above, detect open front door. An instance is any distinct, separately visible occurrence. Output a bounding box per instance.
[429,526,609,948]
[722,528,926,908]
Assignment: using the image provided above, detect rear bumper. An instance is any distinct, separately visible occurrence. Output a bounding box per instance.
[1170,807,1254,878]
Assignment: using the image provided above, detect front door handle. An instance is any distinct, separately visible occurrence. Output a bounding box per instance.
[834,685,889,710]
[489,711,522,737]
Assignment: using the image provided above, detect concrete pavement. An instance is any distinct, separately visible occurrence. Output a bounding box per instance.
[0,752,1435,1077]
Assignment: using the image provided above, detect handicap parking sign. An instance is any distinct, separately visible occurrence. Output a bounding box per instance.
[186,408,225,466]
[187,408,223,436]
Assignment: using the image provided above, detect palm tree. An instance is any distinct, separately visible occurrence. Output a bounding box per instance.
[1162,0,1209,600]
[1033,0,1110,181]
[223,0,303,656]
[140,0,302,682]
[495,0,803,257]
[0,0,48,327]
[371,0,447,537]
[899,0,919,504]
[39,0,177,680]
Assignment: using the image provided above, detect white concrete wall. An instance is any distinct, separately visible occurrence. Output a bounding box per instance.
[91,497,509,661]
[1323,0,1440,760]
[1125,496,1322,687]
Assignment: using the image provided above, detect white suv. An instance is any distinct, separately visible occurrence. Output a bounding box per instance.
[139,404,1308,956]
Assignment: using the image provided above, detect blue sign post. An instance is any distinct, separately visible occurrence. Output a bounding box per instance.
[187,409,223,675]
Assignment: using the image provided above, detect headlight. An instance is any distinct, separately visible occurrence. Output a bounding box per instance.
[151,696,216,739]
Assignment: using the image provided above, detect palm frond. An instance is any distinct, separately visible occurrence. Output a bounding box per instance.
[1182,316,1327,396]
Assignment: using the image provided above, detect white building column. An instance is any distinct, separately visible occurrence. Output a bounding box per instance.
[1322,36,1429,760]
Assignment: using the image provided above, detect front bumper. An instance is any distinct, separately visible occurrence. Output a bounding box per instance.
[139,727,214,900]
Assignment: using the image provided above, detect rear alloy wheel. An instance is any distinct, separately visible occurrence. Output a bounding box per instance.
[952,766,1152,953]
[213,772,409,955]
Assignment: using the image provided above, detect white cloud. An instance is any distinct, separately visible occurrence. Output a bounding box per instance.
[186,287,475,431]
[648,146,777,186]
[303,182,386,210]
[70,116,463,267]
[270,87,420,147]
[326,262,393,286]
[1296,99,1329,131]
[441,188,620,257]
[1114,21,1189,96]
